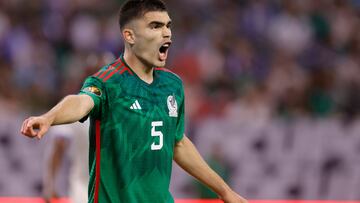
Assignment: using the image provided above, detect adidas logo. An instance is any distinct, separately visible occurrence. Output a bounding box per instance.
[130,100,142,110]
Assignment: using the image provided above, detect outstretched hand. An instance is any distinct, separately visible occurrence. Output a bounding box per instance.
[20,116,51,139]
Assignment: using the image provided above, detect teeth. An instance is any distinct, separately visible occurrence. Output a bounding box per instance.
[163,44,169,47]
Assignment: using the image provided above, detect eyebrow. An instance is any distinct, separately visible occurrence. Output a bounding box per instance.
[149,20,172,27]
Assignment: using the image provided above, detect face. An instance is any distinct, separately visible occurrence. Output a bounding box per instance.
[126,11,172,68]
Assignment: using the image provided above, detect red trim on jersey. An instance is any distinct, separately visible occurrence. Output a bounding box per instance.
[102,64,124,82]
[95,120,101,203]
[98,68,112,78]
[98,60,122,79]
[93,70,102,77]
[119,67,133,75]
[154,67,173,73]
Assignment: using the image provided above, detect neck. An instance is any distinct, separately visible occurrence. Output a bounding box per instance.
[123,50,154,84]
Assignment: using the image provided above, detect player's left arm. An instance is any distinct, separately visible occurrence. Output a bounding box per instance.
[173,135,248,203]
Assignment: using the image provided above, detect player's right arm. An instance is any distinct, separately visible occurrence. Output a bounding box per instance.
[20,94,94,139]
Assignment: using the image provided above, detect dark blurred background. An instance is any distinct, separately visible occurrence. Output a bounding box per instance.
[0,0,360,200]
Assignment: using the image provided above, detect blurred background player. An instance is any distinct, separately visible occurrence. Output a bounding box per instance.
[43,121,89,203]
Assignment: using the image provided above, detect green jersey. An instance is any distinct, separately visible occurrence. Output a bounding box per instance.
[79,55,185,203]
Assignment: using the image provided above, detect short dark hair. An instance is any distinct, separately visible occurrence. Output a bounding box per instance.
[119,0,167,30]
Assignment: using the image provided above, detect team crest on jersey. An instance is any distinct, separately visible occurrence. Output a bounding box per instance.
[83,86,102,96]
[167,95,178,117]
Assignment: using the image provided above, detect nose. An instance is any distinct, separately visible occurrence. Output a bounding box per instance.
[163,27,171,38]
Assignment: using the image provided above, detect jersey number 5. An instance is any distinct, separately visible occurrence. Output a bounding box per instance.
[151,121,163,150]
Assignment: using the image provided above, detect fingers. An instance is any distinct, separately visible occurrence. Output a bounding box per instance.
[26,118,38,136]
[21,118,32,135]
[20,118,28,134]
[37,126,48,139]
[21,118,35,137]
[21,116,50,140]
[20,117,44,139]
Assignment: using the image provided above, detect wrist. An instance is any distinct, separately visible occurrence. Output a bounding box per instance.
[43,113,55,126]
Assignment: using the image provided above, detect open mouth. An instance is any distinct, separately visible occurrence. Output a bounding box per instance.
[159,42,171,61]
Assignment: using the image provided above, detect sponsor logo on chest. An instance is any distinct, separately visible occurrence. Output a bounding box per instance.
[129,100,142,110]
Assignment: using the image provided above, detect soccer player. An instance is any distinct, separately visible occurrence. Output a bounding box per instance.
[20,0,248,202]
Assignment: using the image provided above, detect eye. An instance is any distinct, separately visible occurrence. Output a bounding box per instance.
[150,23,163,29]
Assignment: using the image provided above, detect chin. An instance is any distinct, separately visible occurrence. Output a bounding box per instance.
[154,60,166,67]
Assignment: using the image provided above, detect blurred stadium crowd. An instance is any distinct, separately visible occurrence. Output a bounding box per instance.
[0,0,360,200]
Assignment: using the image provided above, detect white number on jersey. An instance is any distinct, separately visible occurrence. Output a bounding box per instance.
[151,121,163,150]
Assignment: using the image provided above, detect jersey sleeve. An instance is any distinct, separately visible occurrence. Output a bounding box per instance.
[175,87,185,142]
[78,76,105,120]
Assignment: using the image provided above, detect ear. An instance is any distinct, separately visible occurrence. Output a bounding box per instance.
[122,28,135,45]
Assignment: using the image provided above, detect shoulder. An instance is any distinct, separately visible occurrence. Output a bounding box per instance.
[91,59,132,84]
[155,67,183,86]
